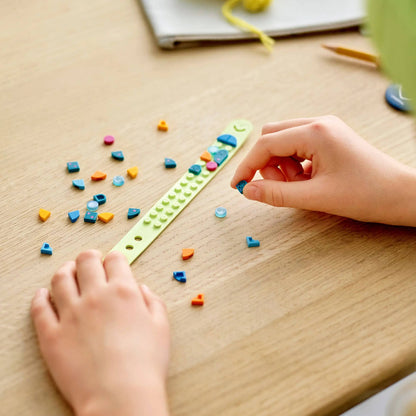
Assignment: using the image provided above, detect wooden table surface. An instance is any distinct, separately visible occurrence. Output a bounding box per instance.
[1,1,416,415]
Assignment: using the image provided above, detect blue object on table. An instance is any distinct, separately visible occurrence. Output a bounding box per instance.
[111,151,124,161]
[173,271,186,283]
[93,193,106,205]
[127,208,141,219]
[84,211,98,223]
[215,207,227,218]
[112,176,125,187]
[246,236,260,247]
[164,158,176,168]
[40,242,53,255]
[72,179,85,190]
[68,210,80,223]
[385,84,412,112]
[67,161,80,173]
[86,200,99,212]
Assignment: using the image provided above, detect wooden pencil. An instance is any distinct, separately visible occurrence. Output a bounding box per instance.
[322,44,379,66]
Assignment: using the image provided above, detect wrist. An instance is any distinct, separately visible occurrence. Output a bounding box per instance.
[76,378,169,416]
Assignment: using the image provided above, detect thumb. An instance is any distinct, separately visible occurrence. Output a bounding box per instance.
[243,179,316,210]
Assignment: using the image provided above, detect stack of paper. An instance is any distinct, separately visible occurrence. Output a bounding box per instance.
[139,0,365,49]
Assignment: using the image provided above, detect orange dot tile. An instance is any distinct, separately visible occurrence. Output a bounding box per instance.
[91,171,107,181]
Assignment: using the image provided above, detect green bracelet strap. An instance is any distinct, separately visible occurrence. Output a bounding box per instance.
[109,119,253,264]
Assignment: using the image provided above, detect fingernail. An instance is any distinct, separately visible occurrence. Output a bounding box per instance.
[36,288,48,297]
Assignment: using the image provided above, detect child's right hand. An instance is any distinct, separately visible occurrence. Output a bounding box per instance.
[231,116,416,226]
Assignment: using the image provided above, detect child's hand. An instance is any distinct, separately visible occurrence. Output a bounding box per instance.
[231,116,416,226]
[31,250,170,416]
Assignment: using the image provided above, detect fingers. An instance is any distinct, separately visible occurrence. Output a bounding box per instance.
[76,250,107,294]
[103,251,136,285]
[31,288,59,331]
[261,117,316,135]
[51,261,79,311]
[140,285,169,326]
[243,179,318,210]
[231,124,317,188]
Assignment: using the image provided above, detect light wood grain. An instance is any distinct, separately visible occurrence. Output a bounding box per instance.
[1,1,416,415]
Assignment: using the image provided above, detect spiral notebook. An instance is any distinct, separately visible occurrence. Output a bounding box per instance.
[139,0,365,49]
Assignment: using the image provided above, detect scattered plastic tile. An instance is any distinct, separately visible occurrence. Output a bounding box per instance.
[84,211,98,223]
[164,158,176,168]
[200,151,212,162]
[67,161,80,173]
[68,210,80,223]
[182,248,194,260]
[93,193,106,205]
[91,171,107,181]
[173,271,186,283]
[188,164,202,175]
[236,180,248,194]
[217,134,237,147]
[113,175,125,187]
[157,120,168,131]
[103,135,114,145]
[127,166,138,179]
[215,207,227,218]
[191,294,204,306]
[246,236,260,247]
[98,212,114,223]
[206,161,218,171]
[214,149,229,166]
[127,208,141,219]
[39,208,51,222]
[40,242,53,255]
[111,151,124,161]
[207,145,219,156]
[72,179,85,190]
[86,200,99,212]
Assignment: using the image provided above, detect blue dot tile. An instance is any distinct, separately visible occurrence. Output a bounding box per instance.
[84,211,98,223]
[246,236,260,248]
[215,207,227,218]
[67,161,80,173]
[72,179,85,190]
[111,151,124,161]
[214,149,228,166]
[164,158,176,168]
[93,193,106,205]
[128,208,141,219]
[173,271,186,283]
[188,164,202,175]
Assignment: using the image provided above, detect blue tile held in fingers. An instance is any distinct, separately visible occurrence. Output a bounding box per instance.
[72,179,85,190]
[127,208,141,219]
[246,236,260,248]
[40,242,53,255]
[93,193,106,205]
[217,134,237,147]
[68,210,80,223]
[84,211,98,223]
[188,164,202,175]
[111,151,124,161]
[214,149,228,166]
[236,180,248,194]
[173,271,186,283]
[67,161,80,173]
[164,158,176,168]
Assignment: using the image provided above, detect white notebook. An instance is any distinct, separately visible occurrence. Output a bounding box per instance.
[139,0,365,49]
